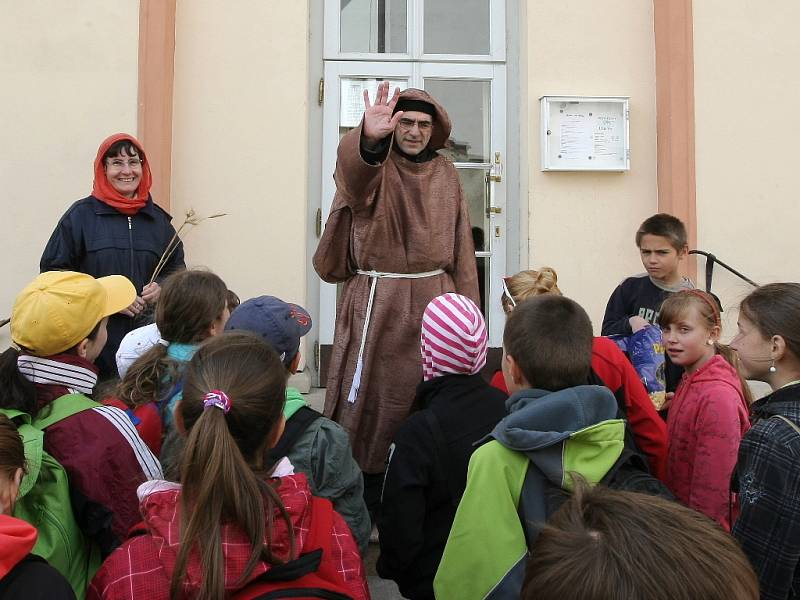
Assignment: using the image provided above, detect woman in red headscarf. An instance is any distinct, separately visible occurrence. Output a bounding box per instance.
[41,134,185,379]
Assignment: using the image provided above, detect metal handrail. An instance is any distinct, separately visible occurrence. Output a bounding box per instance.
[689,250,758,293]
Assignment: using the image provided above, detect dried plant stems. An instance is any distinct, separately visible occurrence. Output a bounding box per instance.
[148,209,227,285]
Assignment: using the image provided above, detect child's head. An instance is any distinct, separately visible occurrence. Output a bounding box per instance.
[420,293,487,381]
[225,289,241,313]
[635,214,688,286]
[521,477,759,600]
[11,271,135,360]
[1,272,135,415]
[173,331,291,599]
[503,295,592,394]
[658,290,721,373]
[0,414,26,515]
[733,283,800,382]
[117,269,228,407]
[224,296,312,373]
[156,270,230,344]
[501,267,561,314]
[659,290,753,402]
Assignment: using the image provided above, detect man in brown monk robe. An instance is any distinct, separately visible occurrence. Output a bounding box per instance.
[313,82,479,512]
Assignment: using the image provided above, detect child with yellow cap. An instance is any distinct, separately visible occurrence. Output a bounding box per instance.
[0,271,163,595]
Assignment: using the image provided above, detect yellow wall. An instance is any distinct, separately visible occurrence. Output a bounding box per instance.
[0,1,140,348]
[694,2,800,340]
[170,0,310,308]
[525,0,659,332]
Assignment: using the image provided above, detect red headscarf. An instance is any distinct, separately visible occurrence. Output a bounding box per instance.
[92,133,153,215]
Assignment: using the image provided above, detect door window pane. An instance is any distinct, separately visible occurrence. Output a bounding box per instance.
[424,0,490,55]
[457,167,491,244]
[426,79,490,163]
[341,0,407,53]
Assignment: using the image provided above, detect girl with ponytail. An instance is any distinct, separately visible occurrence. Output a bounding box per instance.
[105,269,229,462]
[657,289,751,530]
[88,332,369,600]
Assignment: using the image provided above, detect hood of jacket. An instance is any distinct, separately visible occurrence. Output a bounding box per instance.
[0,515,37,579]
[396,88,452,151]
[134,473,315,595]
[284,386,308,420]
[688,353,744,388]
[490,385,625,489]
[679,354,748,407]
[751,381,800,421]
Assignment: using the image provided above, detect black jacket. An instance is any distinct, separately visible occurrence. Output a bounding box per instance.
[40,195,185,378]
[733,383,800,600]
[0,555,75,600]
[377,374,507,600]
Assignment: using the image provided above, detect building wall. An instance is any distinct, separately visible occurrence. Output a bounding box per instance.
[0,1,140,348]
[170,0,310,310]
[525,0,660,333]
[693,1,800,339]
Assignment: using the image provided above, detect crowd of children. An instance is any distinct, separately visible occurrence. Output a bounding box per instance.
[1,212,799,599]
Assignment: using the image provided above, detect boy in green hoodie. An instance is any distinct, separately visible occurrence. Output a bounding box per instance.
[224,296,370,554]
[434,295,626,600]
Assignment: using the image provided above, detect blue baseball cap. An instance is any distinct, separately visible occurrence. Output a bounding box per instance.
[225,295,312,367]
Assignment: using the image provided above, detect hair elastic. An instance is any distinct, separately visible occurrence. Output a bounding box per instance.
[203,390,232,414]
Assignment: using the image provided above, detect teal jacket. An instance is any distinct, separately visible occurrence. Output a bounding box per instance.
[284,388,370,554]
[434,385,625,600]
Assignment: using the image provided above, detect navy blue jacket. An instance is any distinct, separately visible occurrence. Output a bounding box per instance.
[40,195,185,378]
[734,383,800,600]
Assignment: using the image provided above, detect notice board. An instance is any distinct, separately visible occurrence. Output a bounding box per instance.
[540,96,630,171]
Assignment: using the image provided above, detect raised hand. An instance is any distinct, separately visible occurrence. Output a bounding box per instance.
[362,81,404,144]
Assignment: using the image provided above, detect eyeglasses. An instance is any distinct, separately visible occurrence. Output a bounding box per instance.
[398,118,433,132]
[106,158,142,170]
[502,277,517,308]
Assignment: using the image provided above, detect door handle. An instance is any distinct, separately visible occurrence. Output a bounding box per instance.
[488,151,503,182]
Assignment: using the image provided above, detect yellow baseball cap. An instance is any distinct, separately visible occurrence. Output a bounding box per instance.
[11,271,136,356]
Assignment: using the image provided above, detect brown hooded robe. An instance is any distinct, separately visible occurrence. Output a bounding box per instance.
[313,89,479,473]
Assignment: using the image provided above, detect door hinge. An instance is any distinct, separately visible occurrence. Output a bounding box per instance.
[315,207,322,237]
[313,340,320,372]
[318,78,324,105]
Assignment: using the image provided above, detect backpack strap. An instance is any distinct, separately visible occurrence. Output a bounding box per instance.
[422,409,462,507]
[0,409,42,500]
[771,414,800,436]
[32,393,100,430]
[267,406,323,465]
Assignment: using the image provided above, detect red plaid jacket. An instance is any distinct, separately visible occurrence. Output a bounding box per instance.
[87,474,370,600]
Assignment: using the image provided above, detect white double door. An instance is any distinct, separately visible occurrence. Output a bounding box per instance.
[318,60,507,350]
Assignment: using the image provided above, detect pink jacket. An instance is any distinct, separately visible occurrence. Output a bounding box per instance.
[665,354,750,530]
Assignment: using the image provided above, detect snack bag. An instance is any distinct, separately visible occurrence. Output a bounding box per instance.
[609,325,667,410]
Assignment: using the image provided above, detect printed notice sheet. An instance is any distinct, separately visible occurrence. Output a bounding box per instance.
[340,79,408,128]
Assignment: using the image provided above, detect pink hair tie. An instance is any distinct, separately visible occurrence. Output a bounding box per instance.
[203,390,232,414]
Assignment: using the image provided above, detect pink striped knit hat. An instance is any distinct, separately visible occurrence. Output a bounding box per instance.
[421,293,488,381]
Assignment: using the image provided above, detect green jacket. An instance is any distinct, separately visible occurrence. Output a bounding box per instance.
[434,385,625,599]
[283,387,370,554]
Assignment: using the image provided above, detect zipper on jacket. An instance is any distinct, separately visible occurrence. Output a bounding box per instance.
[128,216,135,282]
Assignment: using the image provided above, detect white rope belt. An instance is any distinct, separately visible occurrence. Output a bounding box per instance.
[346,268,445,404]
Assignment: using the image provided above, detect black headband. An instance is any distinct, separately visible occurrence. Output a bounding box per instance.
[393,98,436,118]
